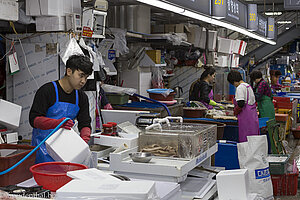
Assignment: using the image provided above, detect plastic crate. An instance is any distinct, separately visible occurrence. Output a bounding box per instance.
[271,169,299,196]
[267,154,290,174]
[214,141,240,170]
[0,144,36,187]
[106,93,129,105]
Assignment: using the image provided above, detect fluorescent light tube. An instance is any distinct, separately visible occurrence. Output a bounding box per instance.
[265,12,282,16]
[277,21,292,24]
[137,0,184,14]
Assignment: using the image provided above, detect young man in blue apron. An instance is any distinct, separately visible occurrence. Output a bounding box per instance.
[227,70,260,142]
[29,55,93,163]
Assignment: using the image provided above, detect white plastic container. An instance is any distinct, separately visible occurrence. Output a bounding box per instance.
[93,133,138,148]
[45,128,90,164]
[0,99,22,129]
[216,169,249,200]
[56,179,158,200]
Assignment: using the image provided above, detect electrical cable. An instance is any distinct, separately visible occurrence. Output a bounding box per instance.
[0,117,71,175]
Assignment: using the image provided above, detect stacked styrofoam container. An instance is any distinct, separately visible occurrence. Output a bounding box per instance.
[0,100,22,130]
[216,169,250,200]
[26,0,81,32]
[216,37,247,68]
[0,0,18,21]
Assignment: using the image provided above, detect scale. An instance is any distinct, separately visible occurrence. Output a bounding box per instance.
[135,113,160,128]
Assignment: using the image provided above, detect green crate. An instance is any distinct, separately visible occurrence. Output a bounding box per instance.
[106,93,129,105]
[267,154,290,175]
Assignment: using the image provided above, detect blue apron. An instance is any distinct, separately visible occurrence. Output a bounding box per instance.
[31,81,80,163]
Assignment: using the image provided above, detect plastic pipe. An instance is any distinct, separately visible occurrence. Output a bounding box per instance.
[165,116,183,123]
[133,93,171,116]
[145,123,162,131]
[0,118,71,175]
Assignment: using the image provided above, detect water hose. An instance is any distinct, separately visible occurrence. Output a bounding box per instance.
[0,118,71,175]
[133,93,171,116]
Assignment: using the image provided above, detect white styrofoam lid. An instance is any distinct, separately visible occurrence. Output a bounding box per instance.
[67,168,121,182]
[56,179,156,198]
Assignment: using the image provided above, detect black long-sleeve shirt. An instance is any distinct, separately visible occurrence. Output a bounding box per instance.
[29,80,91,131]
[189,80,212,103]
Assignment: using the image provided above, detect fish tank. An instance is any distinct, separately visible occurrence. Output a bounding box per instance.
[138,123,217,159]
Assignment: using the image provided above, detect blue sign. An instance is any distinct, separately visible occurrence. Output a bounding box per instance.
[108,50,116,60]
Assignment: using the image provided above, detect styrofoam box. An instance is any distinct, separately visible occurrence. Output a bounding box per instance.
[0,99,22,129]
[45,128,90,164]
[36,16,66,32]
[217,56,228,67]
[218,37,234,54]
[93,133,138,148]
[0,0,18,21]
[216,169,249,200]
[56,179,157,199]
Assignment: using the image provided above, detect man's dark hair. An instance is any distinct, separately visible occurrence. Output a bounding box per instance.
[66,55,93,76]
[227,70,243,85]
[250,70,262,81]
[200,67,216,81]
[270,70,282,77]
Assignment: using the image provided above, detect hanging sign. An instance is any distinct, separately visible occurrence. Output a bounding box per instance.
[247,4,258,31]
[212,0,248,28]
[284,0,300,10]
[267,17,276,40]
[166,0,211,15]
[256,14,267,37]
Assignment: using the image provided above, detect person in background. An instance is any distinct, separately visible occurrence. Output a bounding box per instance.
[99,82,113,110]
[250,70,275,119]
[29,55,93,163]
[227,70,260,142]
[189,67,223,109]
[270,70,282,92]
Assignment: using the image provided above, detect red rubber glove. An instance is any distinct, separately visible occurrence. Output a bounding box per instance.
[233,106,243,116]
[103,103,113,110]
[80,127,91,143]
[34,116,74,130]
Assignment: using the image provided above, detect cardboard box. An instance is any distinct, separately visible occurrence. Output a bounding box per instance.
[187,26,202,47]
[216,169,249,200]
[199,28,217,51]
[0,100,22,130]
[151,24,165,34]
[146,50,161,64]
[165,24,176,33]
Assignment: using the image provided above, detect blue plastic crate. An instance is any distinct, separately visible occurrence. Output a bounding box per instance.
[215,141,240,170]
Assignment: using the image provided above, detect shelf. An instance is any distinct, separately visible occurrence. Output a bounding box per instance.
[126,31,192,47]
[109,144,218,182]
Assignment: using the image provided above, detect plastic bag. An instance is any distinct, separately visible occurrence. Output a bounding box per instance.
[79,38,99,71]
[60,38,84,65]
[237,135,274,200]
[151,67,164,89]
[102,84,137,96]
[110,28,129,55]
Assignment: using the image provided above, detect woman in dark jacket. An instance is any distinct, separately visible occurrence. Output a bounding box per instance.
[189,67,220,109]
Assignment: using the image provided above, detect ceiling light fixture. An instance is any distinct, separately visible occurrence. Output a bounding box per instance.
[137,0,276,45]
[277,21,292,24]
[264,12,282,16]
